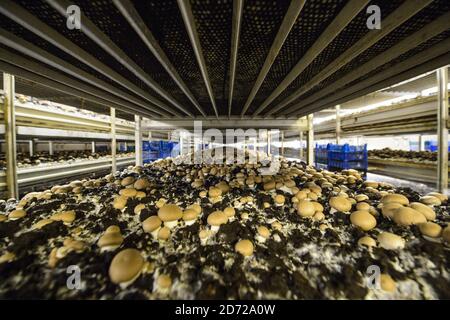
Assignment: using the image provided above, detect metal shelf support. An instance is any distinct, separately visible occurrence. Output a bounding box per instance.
[307,114,314,166]
[3,73,18,198]
[336,105,341,144]
[111,107,117,173]
[135,115,143,166]
[437,67,448,193]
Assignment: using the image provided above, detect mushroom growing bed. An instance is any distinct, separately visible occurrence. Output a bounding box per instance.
[0,148,449,299]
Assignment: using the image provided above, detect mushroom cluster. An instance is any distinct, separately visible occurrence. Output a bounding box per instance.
[0,147,448,299]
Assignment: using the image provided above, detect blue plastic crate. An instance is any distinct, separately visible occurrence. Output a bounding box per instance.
[325,143,368,172]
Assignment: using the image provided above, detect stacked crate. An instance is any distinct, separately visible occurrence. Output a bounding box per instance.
[327,143,368,172]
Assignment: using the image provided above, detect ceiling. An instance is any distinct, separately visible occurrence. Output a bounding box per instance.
[0,0,448,120]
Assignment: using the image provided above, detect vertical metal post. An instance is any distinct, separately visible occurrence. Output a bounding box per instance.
[299,131,303,160]
[179,131,184,155]
[307,114,314,166]
[3,73,18,199]
[135,115,143,166]
[28,140,33,156]
[437,67,448,193]
[267,131,271,156]
[91,141,95,154]
[110,107,117,173]
[336,104,341,145]
[48,141,53,155]
[281,131,285,157]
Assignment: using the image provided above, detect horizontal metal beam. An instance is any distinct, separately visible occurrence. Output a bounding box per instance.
[265,0,433,116]
[46,0,191,117]
[298,49,450,117]
[0,59,150,120]
[240,0,306,116]
[0,31,165,118]
[178,0,219,118]
[252,0,369,116]
[112,0,206,117]
[285,11,450,116]
[0,0,176,117]
[142,117,308,131]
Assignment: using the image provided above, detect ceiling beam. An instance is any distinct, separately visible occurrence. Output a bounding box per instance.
[228,0,244,117]
[0,60,150,119]
[240,0,305,116]
[0,0,180,117]
[265,0,433,116]
[142,117,308,131]
[0,48,158,118]
[46,0,192,117]
[285,11,450,116]
[297,52,450,118]
[112,0,208,117]
[0,28,168,118]
[177,0,219,118]
[252,0,369,116]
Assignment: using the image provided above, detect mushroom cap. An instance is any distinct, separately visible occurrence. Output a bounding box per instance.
[426,192,447,202]
[121,176,135,187]
[297,200,315,217]
[157,274,172,289]
[223,207,236,217]
[134,203,146,215]
[392,207,427,226]
[51,211,75,223]
[357,236,377,247]
[263,181,276,191]
[350,211,377,231]
[419,196,441,206]
[257,226,271,238]
[443,225,450,242]
[98,232,123,248]
[356,202,371,211]
[0,215,6,222]
[355,194,369,202]
[199,229,209,239]
[113,196,128,210]
[143,215,162,233]
[380,274,396,292]
[274,194,285,204]
[381,194,409,205]
[409,202,436,221]
[235,239,254,256]
[377,232,405,250]
[329,196,352,212]
[207,211,228,226]
[9,209,26,219]
[187,203,202,215]
[158,226,170,240]
[120,188,137,198]
[271,221,282,230]
[108,249,144,284]
[312,202,324,212]
[32,219,54,230]
[418,222,442,238]
[182,209,199,221]
[134,178,150,190]
[158,204,183,222]
[106,225,121,234]
[381,202,403,219]
[295,190,308,200]
[208,187,222,198]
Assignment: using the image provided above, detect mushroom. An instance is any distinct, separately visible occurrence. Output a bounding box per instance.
[381,194,409,206]
[235,239,254,256]
[297,200,315,217]
[108,248,144,288]
[256,226,271,243]
[50,210,76,224]
[377,232,405,250]
[274,194,285,206]
[98,225,123,251]
[350,211,377,231]
[207,211,228,232]
[329,196,352,212]
[357,236,376,248]
[392,207,426,226]
[143,216,162,238]
[8,209,26,220]
[158,204,182,229]
[157,226,171,241]
[409,202,436,221]
[182,209,199,226]
[418,222,442,238]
